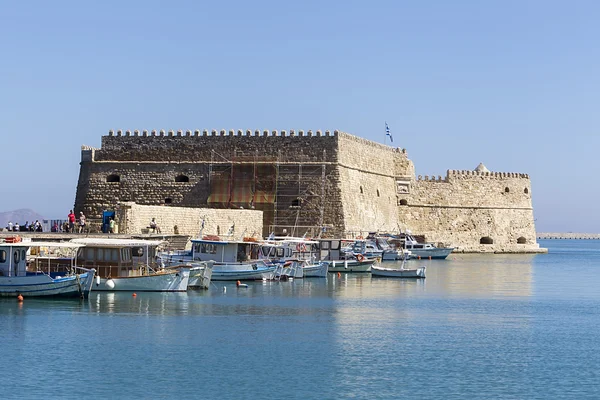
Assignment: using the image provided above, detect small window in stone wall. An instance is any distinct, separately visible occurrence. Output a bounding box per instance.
[107,174,120,183]
[175,175,190,183]
[360,186,363,194]
[517,237,527,244]
[524,188,529,194]
[399,199,408,206]
[291,199,301,207]
[504,187,510,193]
[165,198,173,204]
[480,236,494,245]
[377,189,380,197]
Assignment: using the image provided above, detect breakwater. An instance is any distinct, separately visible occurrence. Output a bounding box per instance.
[537,233,600,240]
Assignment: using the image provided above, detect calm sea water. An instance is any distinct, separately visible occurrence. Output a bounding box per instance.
[2,239,600,399]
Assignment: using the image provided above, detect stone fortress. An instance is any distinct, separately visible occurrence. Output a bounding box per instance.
[74,128,545,253]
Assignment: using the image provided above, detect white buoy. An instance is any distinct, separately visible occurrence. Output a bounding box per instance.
[96,275,100,286]
[344,260,348,269]
[105,279,115,289]
[223,286,227,293]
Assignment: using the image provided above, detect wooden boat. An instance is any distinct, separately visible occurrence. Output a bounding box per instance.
[325,258,375,273]
[71,238,189,291]
[302,261,328,278]
[371,262,426,278]
[1,239,95,298]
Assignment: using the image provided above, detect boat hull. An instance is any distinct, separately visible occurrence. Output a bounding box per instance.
[303,263,328,278]
[94,269,189,292]
[408,248,453,260]
[371,265,426,278]
[188,266,213,289]
[326,259,374,273]
[212,266,275,281]
[0,270,96,298]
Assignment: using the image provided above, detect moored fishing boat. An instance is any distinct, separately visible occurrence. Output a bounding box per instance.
[0,238,95,298]
[371,259,426,278]
[71,238,189,292]
[391,231,453,260]
[175,236,275,281]
[318,238,377,273]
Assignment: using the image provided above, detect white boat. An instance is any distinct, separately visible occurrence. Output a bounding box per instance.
[270,260,304,281]
[371,260,426,278]
[318,238,376,273]
[302,261,328,278]
[325,258,375,273]
[392,232,454,260]
[0,238,95,298]
[188,262,213,289]
[169,236,275,281]
[71,238,189,292]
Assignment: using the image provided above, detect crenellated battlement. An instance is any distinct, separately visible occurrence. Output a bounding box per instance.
[106,128,341,137]
[446,170,529,179]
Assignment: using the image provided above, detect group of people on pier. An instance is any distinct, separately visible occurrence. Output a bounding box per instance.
[5,220,43,232]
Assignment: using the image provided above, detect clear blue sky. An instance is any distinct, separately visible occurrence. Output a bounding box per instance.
[1,0,598,232]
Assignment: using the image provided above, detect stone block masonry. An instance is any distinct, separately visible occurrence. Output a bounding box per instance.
[115,202,263,240]
[75,128,545,253]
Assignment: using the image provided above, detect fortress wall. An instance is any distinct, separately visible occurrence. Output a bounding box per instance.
[117,203,263,239]
[397,206,539,253]
[396,170,539,252]
[96,129,339,162]
[338,166,399,235]
[77,162,210,219]
[336,132,413,177]
[402,170,533,209]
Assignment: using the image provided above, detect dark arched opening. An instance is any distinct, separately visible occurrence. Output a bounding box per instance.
[524,188,529,194]
[517,237,527,244]
[399,199,408,206]
[175,175,189,183]
[504,187,510,193]
[360,186,363,194]
[291,199,301,208]
[106,174,120,183]
[164,198,173,204]
[480,236,494,245]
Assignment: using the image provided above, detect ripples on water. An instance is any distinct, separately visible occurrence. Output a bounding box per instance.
[1,239,600,399]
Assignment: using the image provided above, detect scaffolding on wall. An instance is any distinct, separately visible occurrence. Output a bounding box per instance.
[206,149,333,238]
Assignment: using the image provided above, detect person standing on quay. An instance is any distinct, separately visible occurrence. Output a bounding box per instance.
[68,210,75,233]
[109,217,116,234]
[78,212,86,233]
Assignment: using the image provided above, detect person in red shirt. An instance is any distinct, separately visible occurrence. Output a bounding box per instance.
[68,210,76,233]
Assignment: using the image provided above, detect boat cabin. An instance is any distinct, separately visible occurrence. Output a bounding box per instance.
[318,239,355,261]
[258,238,319,262]
[191,239,261,263]
[71,238,164,279]
[0,243,29,277]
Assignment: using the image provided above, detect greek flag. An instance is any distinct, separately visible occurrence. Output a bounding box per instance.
[385,122,393,143]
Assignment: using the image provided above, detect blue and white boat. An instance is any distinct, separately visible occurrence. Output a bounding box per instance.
[0,238,95,298]
[161,236,274,281]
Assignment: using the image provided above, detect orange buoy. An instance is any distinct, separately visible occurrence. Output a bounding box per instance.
[132,293,137,297]
[17,294,24,302]
[418,256,421,260]
[337,272,341,278]
[236,280,241,287]
[428,256,432,260]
